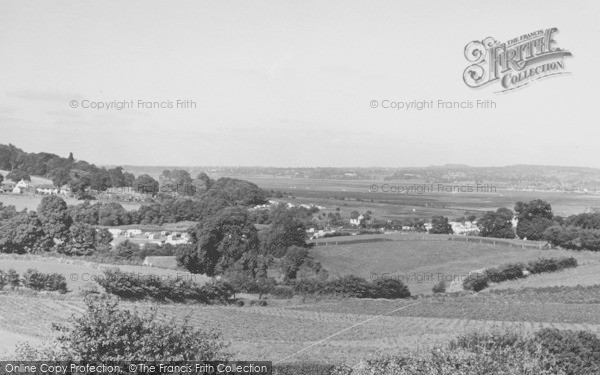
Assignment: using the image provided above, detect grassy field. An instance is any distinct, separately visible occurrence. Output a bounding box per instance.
[309,235,600,294]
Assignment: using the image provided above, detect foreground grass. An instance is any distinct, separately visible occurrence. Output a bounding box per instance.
[3,284,600,365]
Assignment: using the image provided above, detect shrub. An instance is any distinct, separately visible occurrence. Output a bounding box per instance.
[54,296,230,360]
[97,270,235,303]
[289,276,411,299]
[97,269,209,303]
[202,280,235,302]
[354,329,600,375]
[371,278,411,299]
[485,263,526,283]
[462,271,489,292]
[533,328,600,374]
[0,269,20,288]
[527,257,578,274]
[22,269,67,293]
[270,285,294,299]
[432,280,446,294]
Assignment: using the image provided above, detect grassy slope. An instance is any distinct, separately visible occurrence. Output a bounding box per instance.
[310,237,600,294]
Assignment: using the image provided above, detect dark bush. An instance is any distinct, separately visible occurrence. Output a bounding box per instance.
[432,280,446,294]
[270,285,294,299]
[527,257,578,274]
[0,269,20,288]
[371,278,411,299]
[97,269,233,303]
[485,263,526,283]
[22,268,67,293]
[289,276,411,299]
[462,272,489,292]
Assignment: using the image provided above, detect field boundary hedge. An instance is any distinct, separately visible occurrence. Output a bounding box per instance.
[448,236,551,250]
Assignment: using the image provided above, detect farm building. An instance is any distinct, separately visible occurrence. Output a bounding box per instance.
[165,238,188,245]
[60,184,71,196]
[108,228,123,237]
[36,184,58,195]
[15,179,29,189]
[142,256,178,269]
[126,229,142,236]
[148,233,159,240]
[12,186,24,194]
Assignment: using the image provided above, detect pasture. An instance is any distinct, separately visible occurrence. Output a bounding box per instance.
[309,235,600,294]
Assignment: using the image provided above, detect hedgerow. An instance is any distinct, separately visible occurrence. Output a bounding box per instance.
[461,256,578,293]
[96,269,232,303]
[288,275,411,299]
[21,268,68,293]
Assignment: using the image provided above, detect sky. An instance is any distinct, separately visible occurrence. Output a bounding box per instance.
[0,1,598,168]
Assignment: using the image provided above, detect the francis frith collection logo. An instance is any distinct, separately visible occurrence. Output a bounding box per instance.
[463,27,572,92]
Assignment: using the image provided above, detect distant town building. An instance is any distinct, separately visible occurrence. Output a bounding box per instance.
[108,228,123,237]
[36,184,58,195]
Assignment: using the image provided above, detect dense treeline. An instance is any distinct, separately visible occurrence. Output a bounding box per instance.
[0,144,136,194]
[544,212,600,251]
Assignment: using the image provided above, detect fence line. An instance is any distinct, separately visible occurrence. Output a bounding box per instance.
[310,235,551,249]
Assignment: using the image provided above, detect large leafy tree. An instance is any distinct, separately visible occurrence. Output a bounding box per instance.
[177,207,260,276]
[6,169,30,182]
[132,174,159,194]
[429,216,453,235]
[477,208,515,238]
[0,212,45,253]
[65,222,97,256]
[515,199,555,240]
[261,205,309,257]
[37,195,73,249]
